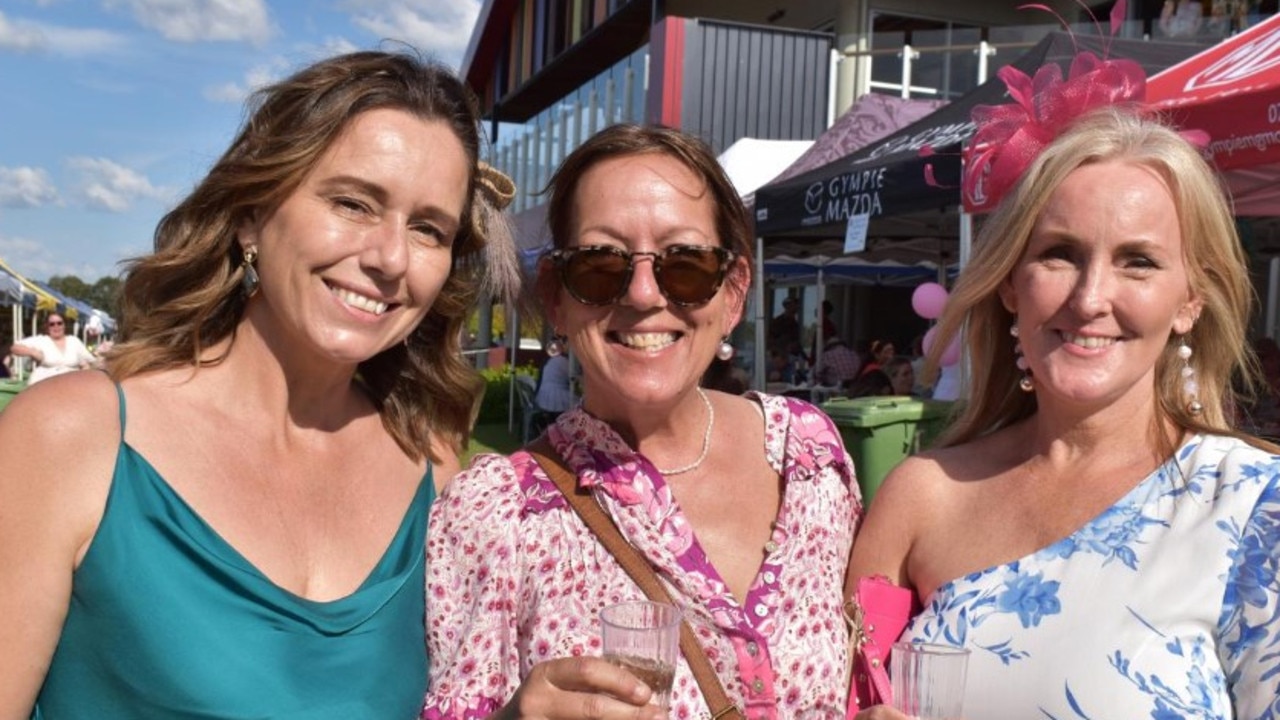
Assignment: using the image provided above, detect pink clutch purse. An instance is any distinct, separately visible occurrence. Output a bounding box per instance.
[845,575,918,717]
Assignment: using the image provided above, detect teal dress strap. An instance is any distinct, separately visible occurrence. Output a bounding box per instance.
[113,380,126,440]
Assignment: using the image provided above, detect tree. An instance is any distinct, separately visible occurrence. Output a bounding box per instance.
[46,274,122,315]
[88,276,123,315]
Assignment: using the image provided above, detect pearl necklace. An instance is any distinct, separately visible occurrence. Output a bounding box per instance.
[656,387,714,476]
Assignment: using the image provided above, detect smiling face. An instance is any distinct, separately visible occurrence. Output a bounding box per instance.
[237,108,469,368]
[998,160,1202,413]
[546,152,747,415]
[887,361,914,395]
[45,314,66,339]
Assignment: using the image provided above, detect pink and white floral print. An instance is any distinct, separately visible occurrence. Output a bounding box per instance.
[423,392,860,719]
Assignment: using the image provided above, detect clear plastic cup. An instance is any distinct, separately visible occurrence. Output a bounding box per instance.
[891,641,970,719]
[599,601,682,709]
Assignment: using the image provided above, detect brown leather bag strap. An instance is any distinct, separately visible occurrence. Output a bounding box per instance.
[526,436,745,720]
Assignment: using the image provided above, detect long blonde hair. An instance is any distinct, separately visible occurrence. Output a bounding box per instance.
[109,50,521,461]
[930,107,1269,455]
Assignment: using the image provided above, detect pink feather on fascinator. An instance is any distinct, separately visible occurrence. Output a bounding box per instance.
[961,0,1149,212]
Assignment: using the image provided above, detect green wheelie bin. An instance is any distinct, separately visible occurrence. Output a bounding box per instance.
[821,396,954,506]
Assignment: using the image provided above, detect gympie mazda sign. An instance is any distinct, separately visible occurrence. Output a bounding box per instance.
[794,120,974,229]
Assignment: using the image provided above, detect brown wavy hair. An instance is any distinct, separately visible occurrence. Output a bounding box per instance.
[109,49,521,462]
[929,107,1274,457]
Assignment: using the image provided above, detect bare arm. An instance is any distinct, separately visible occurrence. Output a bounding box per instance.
[843,457,943,720]
[8,343,42,363]
[844,455,940,602]
[0,373,119,717]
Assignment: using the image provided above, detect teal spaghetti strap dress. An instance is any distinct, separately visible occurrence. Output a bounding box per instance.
[33,384,434,719]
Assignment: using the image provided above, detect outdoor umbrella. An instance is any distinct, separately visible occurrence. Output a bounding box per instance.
[1147,12,1280,174]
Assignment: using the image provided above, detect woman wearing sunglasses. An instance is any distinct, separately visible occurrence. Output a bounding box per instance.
[10,313,95,385]
[424,124,860,719]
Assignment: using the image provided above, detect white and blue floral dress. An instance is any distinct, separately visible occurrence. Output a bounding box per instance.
[903,434,1280,719]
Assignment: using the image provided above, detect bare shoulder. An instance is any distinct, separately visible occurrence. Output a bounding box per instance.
[430,432,462,494]
[0,371,122,471]
[0,371,122,556]
[847,437,992,589]
[874,428,1021,510]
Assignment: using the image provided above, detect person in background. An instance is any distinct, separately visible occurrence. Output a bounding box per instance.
[883,356,915,396]
[9,313,95,385]
[851,104,1280,718]
[859,339,896,377]
[767,295,802,358]
[765,347,794,383]
[533,351,576,414]
[1206,0,1234,34]
[424,123,860,719]
[816,335,862,387]
[844,368,894,399]
[931,362,962,401]
[0,50,519,719]
[0,343,12,379]
[808,299,839,362]
[908,334,936,397]
[83,316,113,369]
[1160,0,1204,36]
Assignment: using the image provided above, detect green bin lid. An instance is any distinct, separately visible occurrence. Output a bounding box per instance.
[821,395,930,427]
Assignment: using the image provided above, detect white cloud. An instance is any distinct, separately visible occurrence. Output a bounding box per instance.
[343,0,480,66]
[0,11,45,51]
[0,166,60,208]
[0,233,109,282]
[316,35,360,58]
[67,157,170,213]
[0,10,127,56]
[0,234,60,279]
[203,58,288,103]
[106,0,274,45]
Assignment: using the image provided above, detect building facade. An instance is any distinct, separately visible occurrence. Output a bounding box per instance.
[461,0,1249,377]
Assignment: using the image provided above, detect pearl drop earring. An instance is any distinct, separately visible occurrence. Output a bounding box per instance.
[1011,324,1033,392]
[1178,338,1202,415]
[716,337,734,361]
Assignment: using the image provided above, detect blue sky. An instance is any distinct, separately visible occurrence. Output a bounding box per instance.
[0,0,481,282]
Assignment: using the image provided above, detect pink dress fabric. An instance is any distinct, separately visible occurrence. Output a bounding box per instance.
[422,392,860,720]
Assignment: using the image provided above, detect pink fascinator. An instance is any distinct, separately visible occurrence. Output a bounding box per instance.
[961,1,1147,212]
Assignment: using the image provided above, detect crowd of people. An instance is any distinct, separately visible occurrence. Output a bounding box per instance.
[1,28,1279,720]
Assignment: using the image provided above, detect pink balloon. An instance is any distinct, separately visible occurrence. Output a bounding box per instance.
[911,282,949,320]
[922,325,939,355]
[922,326,962,367]
[939,335,962,367]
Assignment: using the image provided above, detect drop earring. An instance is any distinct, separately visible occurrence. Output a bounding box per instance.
[1178,337,1202,415]
[241,246,260,298]
[716,337,734,361]
[546,333,567,357]
[1011,324,1033,392]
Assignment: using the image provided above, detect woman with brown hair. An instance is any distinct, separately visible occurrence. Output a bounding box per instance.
[10,313,95,384]
[0,50,519,718]
[424,124,860,719]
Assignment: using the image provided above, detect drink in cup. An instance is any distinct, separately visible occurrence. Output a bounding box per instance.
[599,600,682,708]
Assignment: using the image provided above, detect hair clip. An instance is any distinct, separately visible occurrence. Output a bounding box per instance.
[477,161,516,210]
[959,0,1148,211]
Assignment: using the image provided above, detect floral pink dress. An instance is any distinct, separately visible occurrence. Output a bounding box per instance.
[422,392,860,719]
